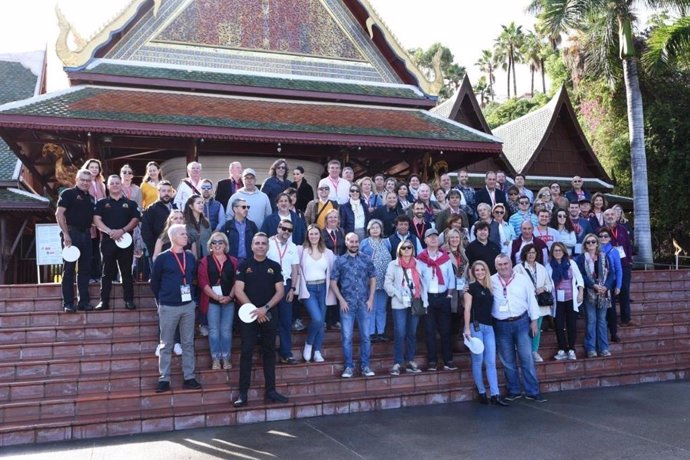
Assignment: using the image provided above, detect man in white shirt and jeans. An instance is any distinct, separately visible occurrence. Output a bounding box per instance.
[491,253,546,402]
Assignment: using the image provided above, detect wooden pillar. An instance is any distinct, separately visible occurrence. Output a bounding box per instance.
[0,216,7,284]
[186,139,198,164]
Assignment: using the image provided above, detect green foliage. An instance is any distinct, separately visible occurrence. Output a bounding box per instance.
[408,42,466,101]
[544,53,570,93]
[484,93,550,129]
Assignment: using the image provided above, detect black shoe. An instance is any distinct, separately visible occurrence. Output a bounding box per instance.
[63,304,76,313]
[124,301,136,310]
[369,334,380,343]
[155,381,171,393]
[525,393,547,403]
[280,356,298,365]
[427,362,437,371]
[378,334,389,342]
[233,393,248,407]
[478,393,489,405]
[183,378,202,390]
[611,335,621,343]
[265,390,289,403]
[491,395,509,407]
[77,303,93,311]
[504,393,522,401]
[94,302,109,311]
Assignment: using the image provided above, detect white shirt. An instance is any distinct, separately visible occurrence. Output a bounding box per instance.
[490,271,540,321]
[267,237,299,285]
[318,176,351,205]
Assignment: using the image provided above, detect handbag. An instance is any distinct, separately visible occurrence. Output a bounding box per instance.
[523,263,554,306]
[402,267,426,316]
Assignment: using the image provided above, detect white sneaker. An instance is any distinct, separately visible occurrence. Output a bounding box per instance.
[341,367,353,378]
[292,319,306,331]
[154,343,163,357]
[554,350,567,361]
[198,325,209,337]
[174,343,183,356]
[567,350,577,360]
[362,367,375,377]
[390,363,401,376]
[313,351,325,362]
[532,351,544,363]
[303,343,313,362]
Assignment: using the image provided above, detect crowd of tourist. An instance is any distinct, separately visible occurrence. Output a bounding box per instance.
[56,157,634,405]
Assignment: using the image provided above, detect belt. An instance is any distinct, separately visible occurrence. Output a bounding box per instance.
[495,312,528,322]
[427,291,449,298]
[306,279,326,285]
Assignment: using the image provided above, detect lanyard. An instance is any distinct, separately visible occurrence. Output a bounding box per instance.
[172,251,187,284]
[610,226,619,242]
[273,238,288,267]
[413,220,425,240]
[122,185,132,200]
[212,255,225,286]
[329,177,340,193]
[328,229,338,248]
[498,274,514,297]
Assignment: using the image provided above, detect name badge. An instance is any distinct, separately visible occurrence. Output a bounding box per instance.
[616,246,626,259]
[180,284,192,302]
[574,243,583,254]
[557,289,566,302]
[456,278,466,291]
[212,285,223,297]
[499,300,509,313]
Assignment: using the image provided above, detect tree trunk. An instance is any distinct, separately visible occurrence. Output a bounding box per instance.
[622,57,653,266]
[541,58,546,93]
[512,56,517,97]
[506,60,511,99]
[531,68,535,97]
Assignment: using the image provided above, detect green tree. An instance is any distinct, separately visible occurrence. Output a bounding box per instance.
[475,76,493,107]
[494,22,525,98]
[409,43,466,100]
[475,49,497,101]
[484,93,550,128]
[643,15,690,73]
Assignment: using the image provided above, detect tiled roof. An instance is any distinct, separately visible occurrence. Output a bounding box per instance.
[0,86,501,151]
[78,62,427,101]
[0,188,50,210]
[0,140,19,181]
[431,92,456,118]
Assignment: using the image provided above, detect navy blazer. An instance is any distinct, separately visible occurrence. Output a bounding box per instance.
[339,199,371,234]
[474,187,507,209]
[222,218,258,259]
[260,210,307,245]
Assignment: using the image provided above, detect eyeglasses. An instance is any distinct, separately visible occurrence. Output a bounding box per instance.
[349,189,360,193]
[235,205,251,209]
[210,240,225,245]
[585,240,598,245]
[121,171,133,175]
[279,226,293,233]
[200,185,212,190]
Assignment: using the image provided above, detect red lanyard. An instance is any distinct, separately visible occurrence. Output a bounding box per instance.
[611,226,619,242]
[212,255,225,286]
[329,177,339,193]
[172,251,187,284]
[328,229,338,248]
[273,238,288,267]
[413,220,425,240]
[498,274,515,296]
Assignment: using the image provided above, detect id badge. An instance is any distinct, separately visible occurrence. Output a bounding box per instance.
[574,243,582,254]
[402,291,411,307]
[180,284,192,302]
[499,300,509,313]
[616,246,626,259]
[557,289,566,302]
[456,277,466,291]
[212,285,223,297]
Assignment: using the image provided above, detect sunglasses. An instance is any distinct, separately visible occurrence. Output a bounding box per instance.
[557,214,567,218]
[519,201,530,205]
[400,246,413,251]
[493,210,505,214]
[509,193,518,196]
[318,187,330,191]
[585,240,598,245]
[279,226,294,233]
[235,205,251,209]
[350,189,360,193]
[200,185,213,190]
[598,234,610,239]
[276,165,287,170]
[210,240,225,245]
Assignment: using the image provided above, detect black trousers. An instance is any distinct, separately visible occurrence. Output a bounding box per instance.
[61,229,92,308]
[425,293,452,365]
[555,300,577,351]
[100,240,134,305]
[239,314,278,395]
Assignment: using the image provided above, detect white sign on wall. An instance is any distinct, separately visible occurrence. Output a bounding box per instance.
[35,223,63,266]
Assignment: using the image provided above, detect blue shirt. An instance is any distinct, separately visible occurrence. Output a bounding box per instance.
[331,252,376,307]
[235,219,247,259]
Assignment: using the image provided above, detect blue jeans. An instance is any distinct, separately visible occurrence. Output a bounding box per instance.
[585,300,609,353]
[304,282,327,351]
[277,279,294,359]
[207,302,234,359]
[368,289,388,335]
[392,307,420,364]
[494,315,541,396]
[612,265,632,323]
[340,303,371,369]
[470,323,499,396]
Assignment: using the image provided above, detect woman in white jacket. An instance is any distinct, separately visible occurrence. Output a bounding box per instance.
[547,242,585,361]
[514,243,553,363]
[383,240,428,376]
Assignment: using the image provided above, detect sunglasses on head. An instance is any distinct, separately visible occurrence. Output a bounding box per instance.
[279,226,293,233]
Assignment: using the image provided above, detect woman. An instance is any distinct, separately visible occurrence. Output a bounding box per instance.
[463,261,508,406]
[396,182,412,211]
[81,159,106,283]
[120,164,142,210]
[535,187,554,213]
[443,228,469,349]
[183,195,211,259]
[152,211,185,260]
[590,192,608,231]
[198,232,237,370]
[492,203,515,256]
[576,233,616,358]
[360,219,393,342]
[514,244,553,363]
[440,215,468,247]
[339,184,370,240]
[140,161,165,209]
[358,176,382,213]
[322,209,345,330]
[383,240,426,376]
[548,242,585,361]
[298,225,336,362]
[408,175,421,200]
[262,159,291,211]
[291,166,314,213]
[506,186,520,216]
[434,188,449,211]
[549,182,562,202]
[551,209,577,255]
[384,177,397,195]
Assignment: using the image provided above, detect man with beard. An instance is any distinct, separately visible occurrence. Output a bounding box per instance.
[141,180,176,258]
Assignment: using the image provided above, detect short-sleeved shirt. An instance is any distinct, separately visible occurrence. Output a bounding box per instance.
[236,257,284,306]
[331,252,376,306]
[94,195,141,240]
[468,281,494,325]
[57,187,95,230]
[266,237,299,284]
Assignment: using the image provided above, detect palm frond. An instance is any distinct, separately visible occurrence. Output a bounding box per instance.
[642,16,690,73]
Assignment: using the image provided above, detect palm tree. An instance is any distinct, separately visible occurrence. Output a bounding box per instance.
[531,0,689,266]
[475,49,497,101]
[643,16,690,73]
[475,76,492,107]
[523,31,544,96]
[495,22,525,99]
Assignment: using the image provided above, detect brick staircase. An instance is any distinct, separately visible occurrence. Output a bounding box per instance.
[0,270,689,446]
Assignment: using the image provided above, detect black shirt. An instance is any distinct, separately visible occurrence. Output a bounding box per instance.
[57,187,95,230]
[465,240,502,274]
[94,195,141,240]
[236,257,283,306]
[468,281,494,325]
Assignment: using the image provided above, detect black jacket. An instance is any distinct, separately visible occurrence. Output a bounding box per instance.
[222,218,258,259]
[292,179,314,213]
[141,201,175,255]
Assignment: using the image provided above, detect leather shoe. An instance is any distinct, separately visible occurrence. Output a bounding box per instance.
[611,335,621,343]
[183,378,202,390]
[280,356,298,365]
[491,395,509,407]
[265,389,289,403]
[77,303,93,311]
[233,393,248,407]
[155,381,171,393]
[478,393,489,405]
[94,302,109,311]
[63,304,76,313]
[124,301,136,310]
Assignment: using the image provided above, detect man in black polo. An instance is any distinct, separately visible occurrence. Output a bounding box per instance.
[56,169,96,313]
[466,221,502,274]
[233,232,288,407]
[140,180,175,258]
[93,175,141,310]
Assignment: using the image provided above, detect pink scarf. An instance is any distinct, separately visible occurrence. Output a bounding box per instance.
[399,257,422,299]
[417,249,451,285]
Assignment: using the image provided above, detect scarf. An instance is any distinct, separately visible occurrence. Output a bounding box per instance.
[399,257,422,299]
[550,257,571,285]
[417,249,451,285]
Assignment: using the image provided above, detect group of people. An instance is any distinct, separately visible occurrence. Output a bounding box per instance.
[57,156,634,405]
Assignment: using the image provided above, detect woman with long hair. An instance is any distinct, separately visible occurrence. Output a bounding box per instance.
[140,161,166,209]
[360,219,392,342]
[358,176,382,213]
[339,184,370,240]
[80,159,106,283]
[589,193,608,231]
[396,182,412,211]
[153,210,185,260]
[321,209,345,330]
[535,187,554,213]
[119,164,142,210]
[290,166,314,213]
[550,208,577,255]
[262,158,291,211]
[549,242,585,361]
[297,225,336,362]
[183,195,211,259]
[463,261,508,406]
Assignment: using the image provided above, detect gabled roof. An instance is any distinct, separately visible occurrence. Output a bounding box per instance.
[492,86,611,182]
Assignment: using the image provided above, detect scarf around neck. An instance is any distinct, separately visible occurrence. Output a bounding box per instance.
[418,249,451,284]
[399,257,422,299]
[550,257,571,284]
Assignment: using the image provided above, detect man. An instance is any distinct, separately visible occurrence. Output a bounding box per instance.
[409,200,431,248]
[387,215,422,258]
[511,221,549,265]
[578,198,592,220]
[342,166,355,183]
[174,161,203,210]
[496,170,509,193]
[534,209,558,250]
[56,169,95,312]
[598,227,623,344]
[508,196,538,235]
[304,183,338,229]
[411,184,441,223]
[468,203,501,246]
[373,173,387,202]
[568,201,593,251]
[372,191,404,237]
[436,189,469,233]
[150,224,201,393]
[330,232,377,378]
[438,173,453,195]
[93,175,141,310]
[226,168,272,229]
[604,208,634,328]
[141,180,175,257]
[200,179,224,231]
[222,198,258,263]
[261,192,306,244]
[514,174,534,203]
[454,168,476,221]
[564,175,591,204]
[215,161,243,212]
[317,159,350,204]
[266,220,300,365]
[475,171,507,209]
[491,254,545,402]
[233,233,288,407]
[417,228,456,371]
[465,222,502,274]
